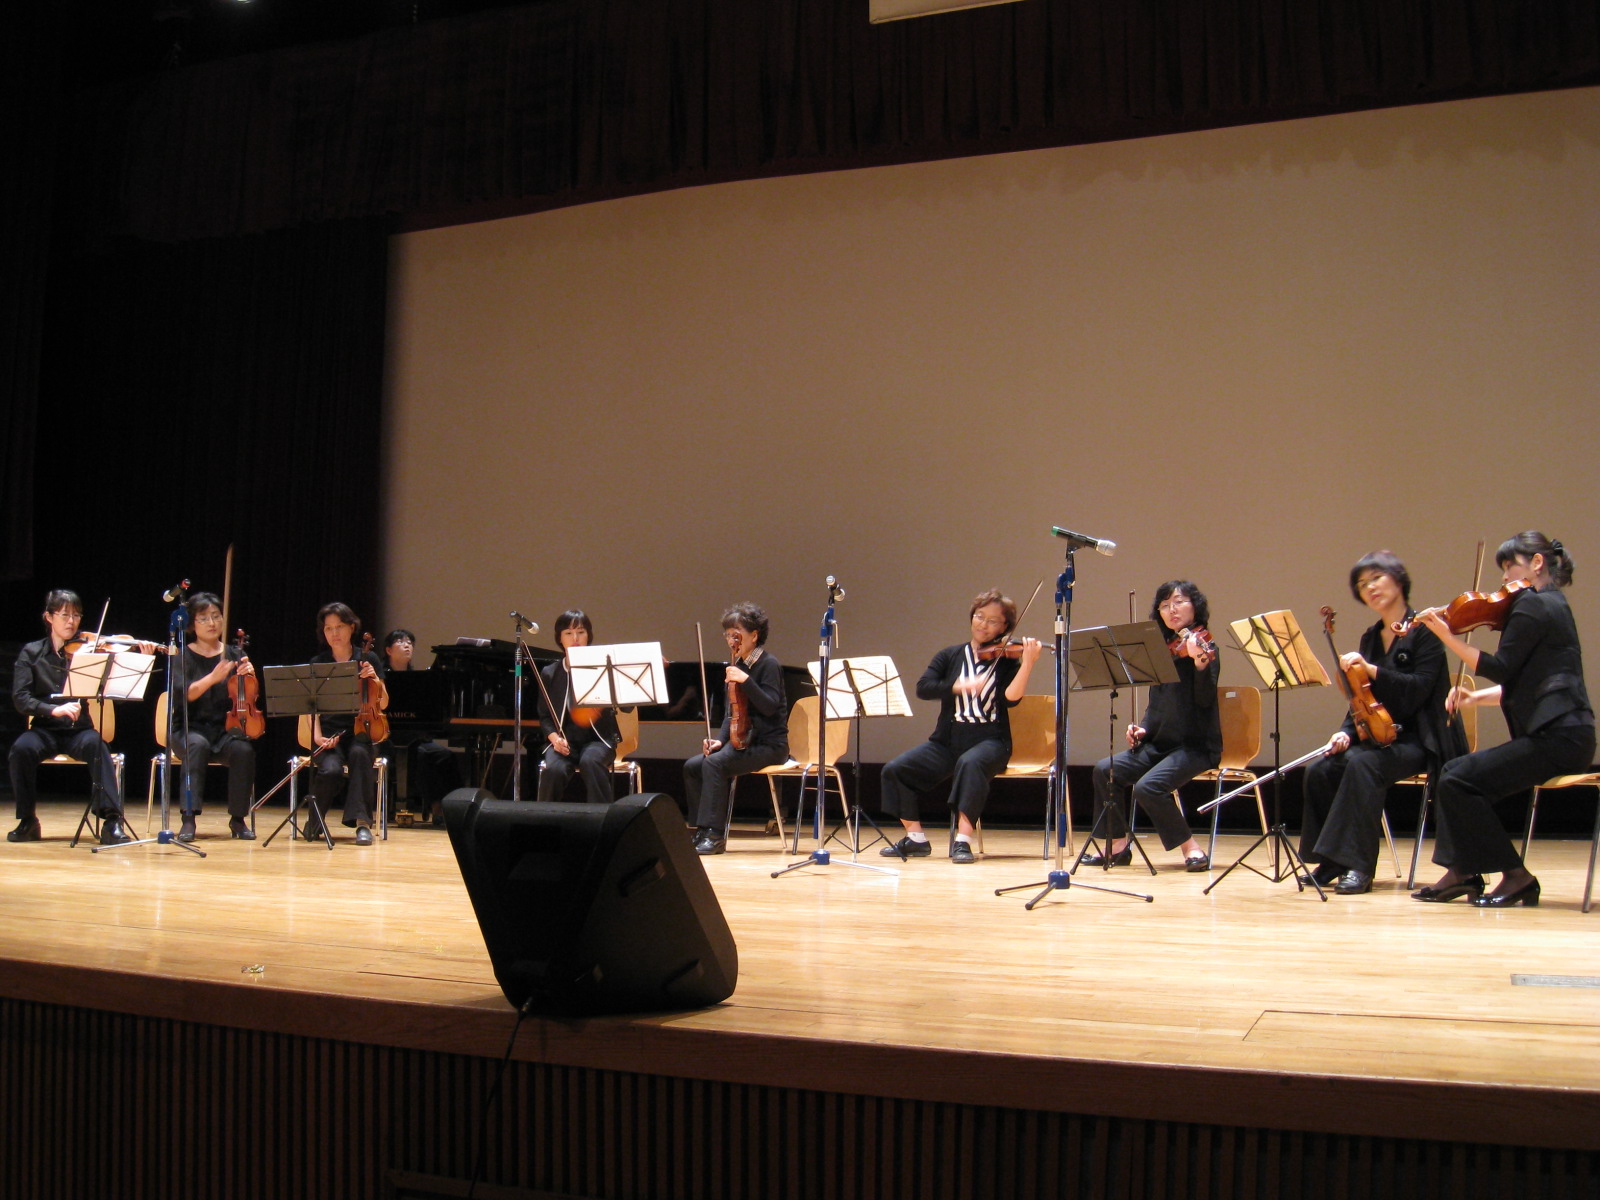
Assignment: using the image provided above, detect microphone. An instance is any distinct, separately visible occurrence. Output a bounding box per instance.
[1049,526,1116,556]
[509,611,540,634]
[826,575,846,600]
[162,578,191,603]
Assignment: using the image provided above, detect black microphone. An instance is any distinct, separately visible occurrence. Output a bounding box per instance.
[826,575,846,600]
[1049,526,1116,556]
[162,578,191,603]
[509,610,540,634]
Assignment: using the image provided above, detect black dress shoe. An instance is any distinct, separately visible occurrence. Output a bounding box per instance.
[99,819,132,846]
[879,836,932,858]
[1412,874,1485,903]
[1184,853,1211,873]
[229,818,257,841]
[693,829,727,855]
[1080,846,1132,868]
[1334,869,1373,895]
[1470,877,1540,908]
[354,826,374,847]
[1299,861,1342,888]
[177,815,198,843]
[950,840,976,864]
[7,817,42,843]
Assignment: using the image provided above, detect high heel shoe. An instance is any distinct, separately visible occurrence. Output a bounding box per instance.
[1469,877,1540,908]
[1412,874,1485,903]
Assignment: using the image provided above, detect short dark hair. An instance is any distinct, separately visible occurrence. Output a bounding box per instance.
[1348,551,1411,604]
[552,610,593,642]
[721,602,769,646]
[1497,531,1574,588]
[316,602,361,644]
[1150,581,1210,641]
[43,589,82,616]
[185,592,224,633]
[384,628,417,650]
[968,588,1018,636]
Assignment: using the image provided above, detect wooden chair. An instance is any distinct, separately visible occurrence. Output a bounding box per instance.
[31,700,131,848]
[728,695,850,851]
[145,691,255,831]
[944,693,1061,860]
[1520,771,1600,912]
[1167,685,1269,863]
[1402,682,1477,888]
[287,715,390,841]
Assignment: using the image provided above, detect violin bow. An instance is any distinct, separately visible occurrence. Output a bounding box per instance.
[1450,540,1487,718]
[694,622,715,747]
[221,542,234,634]
[980,578,1045,679]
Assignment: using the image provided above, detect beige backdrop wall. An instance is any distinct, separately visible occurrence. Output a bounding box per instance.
[383,86,1600,765]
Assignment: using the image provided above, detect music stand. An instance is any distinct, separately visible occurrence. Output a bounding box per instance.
[1063,621,1179,877]
[812,654,913,856]
[996,546,1155,909]
[1202,610,1330,895]
[566,642,666,712]
[254,661,363,848]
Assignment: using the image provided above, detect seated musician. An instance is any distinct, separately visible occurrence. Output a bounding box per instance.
[307,603,387,846]
[1084,581,1217,871]
[878,589,1042,863]
[535,610,619,806]
[174,592,258,842]
[683,603,789,854]
[382,628,461,826]
[8,589,136,844]
[1298,552,1461,894]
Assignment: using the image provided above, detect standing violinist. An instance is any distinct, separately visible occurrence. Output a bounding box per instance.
[173,592,258,842]
[7,589,136,844]
[878,589,1042,863]
[535,609,619,806]
[1415,532,1594,907]
[307,602,387,846]
[683,603,789,854]
[1297,553,1462,894]
[1083,581,1217,871]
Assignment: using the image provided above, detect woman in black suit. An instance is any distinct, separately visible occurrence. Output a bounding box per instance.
[1416,532,1594,907]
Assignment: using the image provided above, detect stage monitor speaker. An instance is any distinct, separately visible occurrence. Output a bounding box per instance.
[443,789,738,1015]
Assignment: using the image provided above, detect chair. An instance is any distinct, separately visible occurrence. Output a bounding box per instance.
[727,695,849,851]
[33,700,130,848]
[145,691,256,831]
[1161,685,1270,863]
[1402,681,1478,888]
[948,693,1061,860]
[287,716,390,841]
[1521,772,1600,912]
[535,706,643,800]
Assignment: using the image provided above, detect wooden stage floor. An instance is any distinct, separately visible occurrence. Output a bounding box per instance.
[2,800,1597,1154]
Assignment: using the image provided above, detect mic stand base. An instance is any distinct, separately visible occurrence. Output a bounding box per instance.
[772,847,899,878]
[92,828,207,858]
[995,869,1153,909]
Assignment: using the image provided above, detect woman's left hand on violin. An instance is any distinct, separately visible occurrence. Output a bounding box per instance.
[1338,651,1374,680]
[725,665,749,685]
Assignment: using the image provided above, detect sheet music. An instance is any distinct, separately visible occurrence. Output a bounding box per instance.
[807,660,862,719]
[566,641,666,707]
[62,650,156,701]
[837,655,912,718]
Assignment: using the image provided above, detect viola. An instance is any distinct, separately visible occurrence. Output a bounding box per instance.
[353,632,390,743]
[725,638,752,751]
[225,628,266,740]
[1391,579,1533,637]
[1319,607,1399,746]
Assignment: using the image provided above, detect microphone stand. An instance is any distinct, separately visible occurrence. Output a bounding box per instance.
[509,612,538,802]
[773,578,897,879]
[996,545,1151,908]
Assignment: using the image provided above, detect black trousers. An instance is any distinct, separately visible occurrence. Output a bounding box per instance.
[309,737,376,826]
[538,740,616,805]
[1433,722,1595,876]
[1299,738,1427,875]
[1091,742,1215,852]
[9,727,124,820]
[879,726,1010,823]
[684,741,788,830]
[175,731,255,819]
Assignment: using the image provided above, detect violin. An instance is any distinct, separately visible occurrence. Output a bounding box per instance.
[225,628,266,740]
[353,632,390,743]
[62,633,173,656]
[1319,607,1399,746]
[1169,625,1217,659]
[1391,579,1533,637]
[725,634,752,751]
[975,639,1029,661]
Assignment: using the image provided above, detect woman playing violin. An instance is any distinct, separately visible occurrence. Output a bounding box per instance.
[7,589,139,844]
[535,610,620,806]
[174,592,258,842]
[1298,553,1463,894]
[683,603,789,855]
[308,602,387,846]
[1414,533,1594,907]
[1085,581,1218,871]
[878,589,1042,863]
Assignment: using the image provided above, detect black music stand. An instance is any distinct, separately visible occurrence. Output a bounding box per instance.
[996,547,1155,909]
[812,654,913,857]
[1202,609,1330,896]
[1064,621,1178,877]
[255,661,362,849]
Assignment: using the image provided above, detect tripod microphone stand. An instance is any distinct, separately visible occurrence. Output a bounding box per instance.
[996,545,1154,909]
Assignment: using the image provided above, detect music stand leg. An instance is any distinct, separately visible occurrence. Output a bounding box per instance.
[1203,825,1325,899]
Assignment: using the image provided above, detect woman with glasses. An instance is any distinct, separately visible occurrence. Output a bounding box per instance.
[173,592,259,841]
[1084,580,1219,871]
